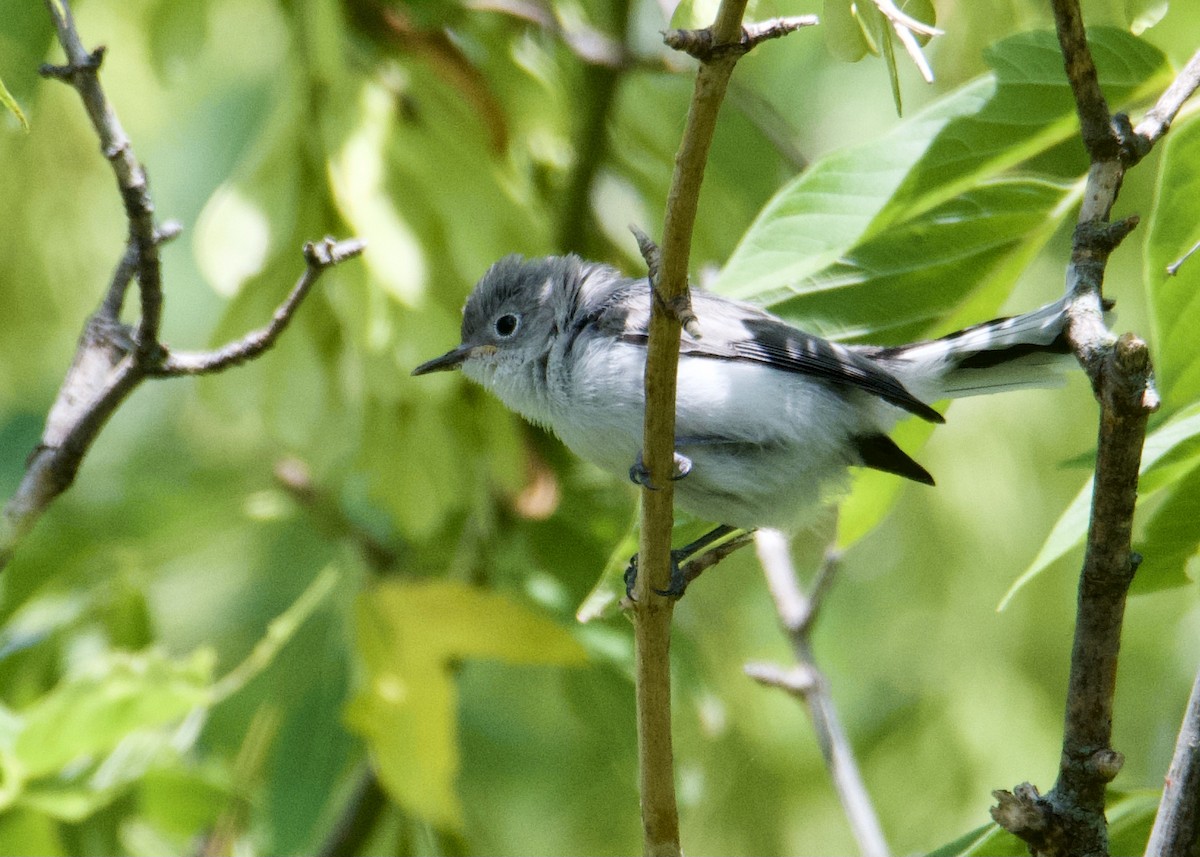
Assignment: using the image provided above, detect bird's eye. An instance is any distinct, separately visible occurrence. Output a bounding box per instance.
[494,313,520,338]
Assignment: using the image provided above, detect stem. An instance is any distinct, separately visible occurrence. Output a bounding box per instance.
[632,10,816,853]
[750,530,890,857]
[634,3,749,853]
[1145,668,1200,857]
[988,3,1182,853]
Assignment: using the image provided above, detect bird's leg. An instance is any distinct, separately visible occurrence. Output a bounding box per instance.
[624,524,744,600]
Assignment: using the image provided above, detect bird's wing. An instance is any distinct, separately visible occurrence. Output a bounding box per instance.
[599,286,943,424]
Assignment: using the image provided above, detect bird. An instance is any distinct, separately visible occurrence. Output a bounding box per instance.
[413,253,1072,594]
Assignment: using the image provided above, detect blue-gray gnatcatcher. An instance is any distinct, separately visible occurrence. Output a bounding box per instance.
[414,254,1070,585]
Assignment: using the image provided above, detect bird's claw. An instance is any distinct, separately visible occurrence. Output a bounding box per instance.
[628,450,693,490]
[623,548,691,601]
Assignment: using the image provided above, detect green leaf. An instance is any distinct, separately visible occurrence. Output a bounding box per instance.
[0,75,28,132]
[1145,113,1200,414]
[1132,457,1200,592]
[147,0,208,79]
[194,96,304,299]
[10,648,213,782]
[926,821,1026,856]
[137,766,230,839]
[0,808,64,857]
[576,507,640,623]
[1002,402,1200,608]
[857,1,903,114]
[325,79,427,306]
[346,580,588,829]
[823,0,869,62]
[767,177,1077,343]
[1106,789,1161,856]
[1126,0,1169,33]
[713,75,995,305]
[715,29,1168,320]
[887,28,1166,221]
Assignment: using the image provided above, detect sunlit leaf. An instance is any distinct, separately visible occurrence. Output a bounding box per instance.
[887,28,1166,219]
[716,28,1167,318]
[714,76,994,304]
[1132,457,1200,592]
[326,80,427,306]
[12,649,213,781]
[0,808,64,857]
[823,0,869,62]
[194,97,305,298]
[767,177,1076,342]
[0,76,28,131]
[346,580,588,829]
[1002,402,1200,608]
[1126,0,1169,33]
[1145,113,1200,414]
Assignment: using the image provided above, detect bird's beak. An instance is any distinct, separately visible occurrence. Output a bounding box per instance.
[412,344,484,376]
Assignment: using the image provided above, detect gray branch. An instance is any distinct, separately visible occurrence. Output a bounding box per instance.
[748,529,890,857]
[1145,668,1200,857]
[155,238,365,376]
[1,2,362,573]
[987,3,1199,855]
[1135,48,1200,150]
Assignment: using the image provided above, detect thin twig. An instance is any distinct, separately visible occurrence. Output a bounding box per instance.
[891,21,934,84]
[871,0,941,38]
[0,2,362,574]
[156,238,365,375]
[1167,238,1200,277]
[1145,668,1200,857]
[677,529,755,589]
[870,0,940,83]
[750,529,890,857]
[274,457,400,573]
[41,2,165,353]
[662,15,818,62]
[1135,48,1200,148]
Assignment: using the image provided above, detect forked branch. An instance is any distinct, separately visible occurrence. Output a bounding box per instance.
[0,1,363,573]
[988,4,1199,855]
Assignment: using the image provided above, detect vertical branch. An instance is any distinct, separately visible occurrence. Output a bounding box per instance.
[1145,668,1200,857]
[984,2,1200,854]
[632,6,815,854]
[633,4,751,852]
[42,0,164,349]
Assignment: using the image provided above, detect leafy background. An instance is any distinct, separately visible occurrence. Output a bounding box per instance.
[0,0,1198,854]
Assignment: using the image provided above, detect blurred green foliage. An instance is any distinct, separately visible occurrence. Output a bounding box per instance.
[1,0,1199,854]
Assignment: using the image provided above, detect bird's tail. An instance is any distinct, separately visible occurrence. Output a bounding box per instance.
[868,298,1074,402]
